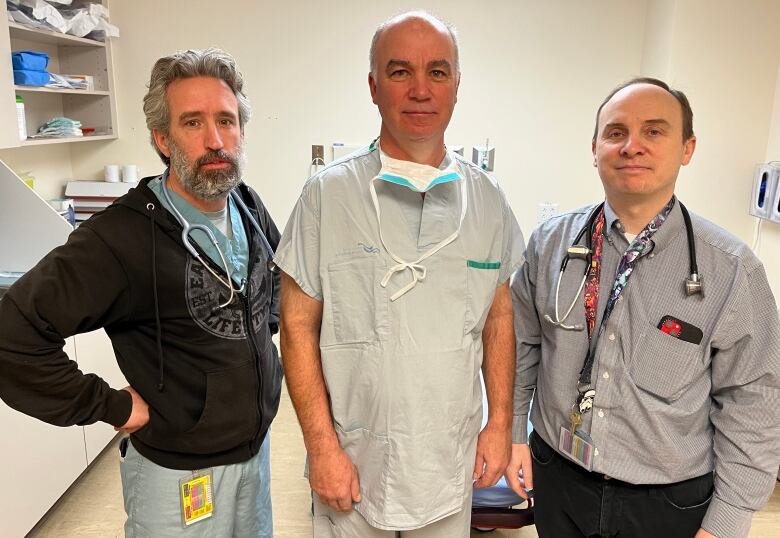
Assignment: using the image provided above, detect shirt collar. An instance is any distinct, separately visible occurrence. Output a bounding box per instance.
[372,138,454,171]
[603,199,622,233]
[602,196,684,254]
[644,197,684,255]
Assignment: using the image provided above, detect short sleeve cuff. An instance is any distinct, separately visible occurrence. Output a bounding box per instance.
[273,256,323,301]
[512,413,529,444]
[499,226,525,284]
[701,495,754,538]
[500,254,524,285]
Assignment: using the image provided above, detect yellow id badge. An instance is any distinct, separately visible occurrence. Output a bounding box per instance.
[179,470,214,526]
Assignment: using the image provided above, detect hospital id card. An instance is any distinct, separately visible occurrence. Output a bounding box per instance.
[559,426,595,471]
[179,470,214,526]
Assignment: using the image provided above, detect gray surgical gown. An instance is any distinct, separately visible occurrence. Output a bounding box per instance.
[274,144,524,530]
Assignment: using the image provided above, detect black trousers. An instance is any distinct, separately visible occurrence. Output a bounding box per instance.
[530,431,713,538]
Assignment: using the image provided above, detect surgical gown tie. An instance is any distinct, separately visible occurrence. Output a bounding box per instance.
[369,176,468,301]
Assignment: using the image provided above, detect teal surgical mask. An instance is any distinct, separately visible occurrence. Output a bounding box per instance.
[376,149,462,192]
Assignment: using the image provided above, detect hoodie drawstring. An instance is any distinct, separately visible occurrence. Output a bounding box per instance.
[147,202,165,391]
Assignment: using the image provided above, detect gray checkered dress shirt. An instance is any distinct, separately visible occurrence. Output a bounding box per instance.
[512,200,780,538]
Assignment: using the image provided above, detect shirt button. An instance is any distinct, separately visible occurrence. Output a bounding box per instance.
[608,333,616,341]
[598,409,605,418]
[602,372,610,379]
[594,448,600,456]
[649,253,655,258]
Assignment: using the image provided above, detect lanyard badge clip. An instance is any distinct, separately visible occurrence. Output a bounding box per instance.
[576,387,596,415]
[567,387,595,436]
[561,386,598,471]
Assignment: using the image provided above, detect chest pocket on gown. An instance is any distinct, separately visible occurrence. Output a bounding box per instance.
[326,258,387,345]
[465,263,500,333]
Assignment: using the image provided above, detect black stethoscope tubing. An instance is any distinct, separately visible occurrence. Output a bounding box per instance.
[546,199,701,331]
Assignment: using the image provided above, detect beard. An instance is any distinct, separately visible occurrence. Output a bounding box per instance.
[169,139,245,200]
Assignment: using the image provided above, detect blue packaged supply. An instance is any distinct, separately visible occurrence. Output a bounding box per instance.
[14,69,50,86]
[11,51,49,71]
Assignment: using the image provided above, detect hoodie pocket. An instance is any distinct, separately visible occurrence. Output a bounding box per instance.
[180,361,259,453]
[136,361,260,455]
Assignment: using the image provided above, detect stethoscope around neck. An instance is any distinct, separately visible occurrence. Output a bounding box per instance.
[545,200,702,331]
[160,172,276,309]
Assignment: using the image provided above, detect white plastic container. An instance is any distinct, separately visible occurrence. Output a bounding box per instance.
[15,95,27,141]
[121,164,139,182]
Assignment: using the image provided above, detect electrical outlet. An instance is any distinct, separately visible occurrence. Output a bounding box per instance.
[311,145,324,161]
[537,202,559,224]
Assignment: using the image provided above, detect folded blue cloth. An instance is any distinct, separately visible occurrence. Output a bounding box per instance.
[11,51,49,71]
[14,69,50,86]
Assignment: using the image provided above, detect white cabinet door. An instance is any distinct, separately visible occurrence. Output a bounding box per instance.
[74,329,127,463]
[0,159,73,273]
[0,337,87,537]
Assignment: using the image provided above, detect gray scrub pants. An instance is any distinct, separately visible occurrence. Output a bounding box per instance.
[120,435,273,537]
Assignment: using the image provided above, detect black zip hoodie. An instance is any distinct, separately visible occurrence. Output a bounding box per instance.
[0,176,283,470]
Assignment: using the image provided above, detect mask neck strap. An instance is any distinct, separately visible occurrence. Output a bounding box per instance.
[369,175,468,301]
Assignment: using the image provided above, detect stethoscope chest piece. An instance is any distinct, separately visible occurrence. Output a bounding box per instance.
[685,273,703,296]
[567,245,591,259]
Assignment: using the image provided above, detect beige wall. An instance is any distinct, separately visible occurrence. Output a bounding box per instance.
[8,0,780,297]
[760,51,780,295]
[68,0,647,235]
[659,1,780,236]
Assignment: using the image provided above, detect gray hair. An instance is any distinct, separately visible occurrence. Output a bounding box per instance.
[143,48,251,165]
[369,11,460,77]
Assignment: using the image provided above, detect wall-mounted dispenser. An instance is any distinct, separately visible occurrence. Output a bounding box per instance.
[770,167,780,224]
[749,163,779,219]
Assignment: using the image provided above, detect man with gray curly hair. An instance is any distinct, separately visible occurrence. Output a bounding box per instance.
[143,48,251,203]
[0,48,282,537]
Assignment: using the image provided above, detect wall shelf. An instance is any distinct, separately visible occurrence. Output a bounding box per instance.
[15,86,110,96]
[0,4,118,150]
[8,21,106,47]
[21,134,115,146]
